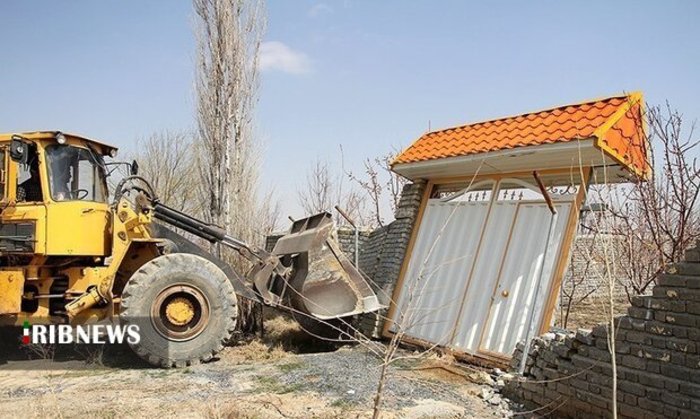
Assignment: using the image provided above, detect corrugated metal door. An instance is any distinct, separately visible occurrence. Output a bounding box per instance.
[450,200,518,352]
[391,179,575,358]
[478,201,572,355]
[392,198,490,345]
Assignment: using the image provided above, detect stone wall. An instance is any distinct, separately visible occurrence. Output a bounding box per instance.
[504,241,700,418]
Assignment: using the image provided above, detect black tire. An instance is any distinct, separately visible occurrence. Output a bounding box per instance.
[156,239,179,255]
[120,253,237,368]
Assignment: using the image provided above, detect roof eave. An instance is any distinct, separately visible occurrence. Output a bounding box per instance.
[392,139,633,184]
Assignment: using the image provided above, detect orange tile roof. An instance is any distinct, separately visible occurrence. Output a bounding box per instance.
[393,93,649,177]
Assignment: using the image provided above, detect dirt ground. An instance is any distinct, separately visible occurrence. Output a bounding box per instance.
[552,296,631,330]
[0,314,519,418]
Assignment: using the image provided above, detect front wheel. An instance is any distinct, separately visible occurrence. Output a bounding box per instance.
[120,253,238,368]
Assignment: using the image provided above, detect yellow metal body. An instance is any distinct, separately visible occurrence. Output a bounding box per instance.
[165,298,196,326]
[0,269,24,314]
[0,131,162,326]
[45,201,111,255]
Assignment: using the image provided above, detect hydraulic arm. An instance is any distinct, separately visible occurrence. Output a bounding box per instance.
[136,193,383,320]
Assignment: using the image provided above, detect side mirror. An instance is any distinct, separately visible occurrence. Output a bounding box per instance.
[9,137,28,164]
[130,160,139,175]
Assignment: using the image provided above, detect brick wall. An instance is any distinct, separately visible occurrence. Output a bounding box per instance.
[358,225,388,279]
[556,234,632,329]
[504,241,700,418]
[357,181,427,337]
[561,234,629,300]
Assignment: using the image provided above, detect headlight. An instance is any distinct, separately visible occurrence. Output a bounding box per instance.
[56,132,67,145]
[110,149,118,158]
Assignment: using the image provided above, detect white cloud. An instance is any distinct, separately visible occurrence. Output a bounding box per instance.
[259,41,312,75]
[308,3,333,18]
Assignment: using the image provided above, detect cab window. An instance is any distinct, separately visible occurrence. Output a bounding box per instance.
[45,145,107,202]
[16,147,43,202]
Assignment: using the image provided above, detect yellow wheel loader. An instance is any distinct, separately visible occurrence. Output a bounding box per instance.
[0,131,382,367]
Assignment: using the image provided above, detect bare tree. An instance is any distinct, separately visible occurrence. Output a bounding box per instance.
[297,157,372,227]
[233,131,283,239]
[128,131,199,213]
[297,150,408,229]
[558,233,603,329]
[347,152,408,227]
[381,153,408,215]
[560,102,700,334]
[565,102,699,416]
[348,158,383,227]
[579,170,622,419]
[257,187,282,235]
[608,103,700,299]
[193,0,266,247]
[194,0,266,332]
[297,159,335,215]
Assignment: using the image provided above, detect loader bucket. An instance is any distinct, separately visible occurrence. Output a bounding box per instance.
[271,212,383,320]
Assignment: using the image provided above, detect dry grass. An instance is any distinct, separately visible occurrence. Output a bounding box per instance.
[73,344,107,367]
[204,394,364,419]
[221,309,324,364]
[262,309,335,353]
[555,296,630,330]
[409,352,492,387]
[263,312,306,346]
[21,342,56,361]
[222,339,290,364]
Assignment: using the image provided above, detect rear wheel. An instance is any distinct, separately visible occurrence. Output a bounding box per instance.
[120,253,237,368]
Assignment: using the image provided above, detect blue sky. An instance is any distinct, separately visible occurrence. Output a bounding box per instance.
[1,1,698,218]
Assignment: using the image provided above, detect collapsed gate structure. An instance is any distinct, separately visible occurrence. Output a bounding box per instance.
[383,93,650,364]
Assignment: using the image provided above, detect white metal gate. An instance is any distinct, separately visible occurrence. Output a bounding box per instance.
[391,178,574,358]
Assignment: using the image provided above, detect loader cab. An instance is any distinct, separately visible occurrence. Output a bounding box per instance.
[44,143,109,203]
[0,132,115,257]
